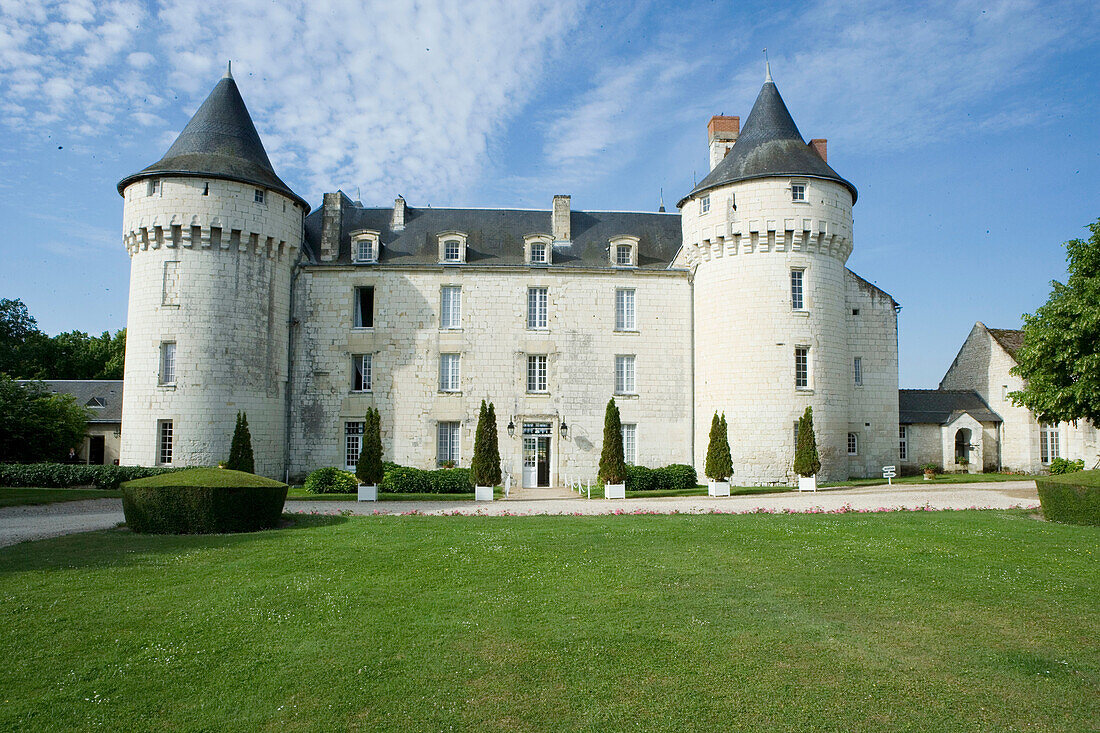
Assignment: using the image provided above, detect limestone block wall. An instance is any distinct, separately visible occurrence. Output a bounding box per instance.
[844,272,900,478]
[287,266,693,483]
[682,177,861,483]
[119,177,304,477]
[901,423,943,471]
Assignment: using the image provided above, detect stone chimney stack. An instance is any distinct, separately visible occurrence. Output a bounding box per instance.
[391,195,406,231]
[809,138,827,162]
[708,115,740,170]
[320,192,343,262]
[552,194,570,242]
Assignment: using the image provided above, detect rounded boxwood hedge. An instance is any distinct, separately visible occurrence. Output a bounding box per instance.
[121,467,288,534]
[303,467,359,494]
[1035,470,1100,526]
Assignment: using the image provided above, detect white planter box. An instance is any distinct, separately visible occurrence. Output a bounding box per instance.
[604,483,626,500]
[797,475,817,492]
[474,486,494,502]
[357,484,378,502]
[708,480,731,497]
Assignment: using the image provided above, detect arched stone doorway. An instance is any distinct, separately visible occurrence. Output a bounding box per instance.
[955,428,972,467]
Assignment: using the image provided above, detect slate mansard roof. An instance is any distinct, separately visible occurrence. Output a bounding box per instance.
[899,389,1002,425]
[17,380,124,423]
[680,79,857,207]
[303,197,685,270]
[117,70,309,212]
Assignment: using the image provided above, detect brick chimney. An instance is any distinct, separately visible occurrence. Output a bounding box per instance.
[391,195,406,231]
[552,194,570,242]
[708,115,739,170]
[809,138,827,162]
[320,192,343,262]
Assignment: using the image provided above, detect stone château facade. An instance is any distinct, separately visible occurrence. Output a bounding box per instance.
[117,65,899,484]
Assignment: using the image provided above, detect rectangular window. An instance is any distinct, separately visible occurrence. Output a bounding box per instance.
[254,189,265,204]
[526,354,548,393]
[437,421,460,466]
[1040,423,1060,464]
[440,286,461,329]
[853,357,863,385]
[354,286,374,328]
[615,244,633,266]
[848,432,859,456]
[147,179,160,196]
[700,195,711,214]
[527,287,548,330]
[791,269,804,310]
[795,347,809,389]
[530,242,548,264]
[615,355,636,394]
[355,238,375,263]
[159,341,176,385]
[157,420,173,465]
[791,183,806,202]
[352,354,372,392]
[622,423,637,465]
[443,239,461,262]
[615,288,636,331]
[440,353,460,392]
[345,421,364,470]
[899,426,909,461]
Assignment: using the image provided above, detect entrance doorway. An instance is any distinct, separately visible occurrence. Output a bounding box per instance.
[955,428,971,465]
[522,422,552,488]
[88,435,105,465]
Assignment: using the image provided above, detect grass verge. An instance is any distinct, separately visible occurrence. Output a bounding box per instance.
[0,488,121,508]
[0,510,1095,731]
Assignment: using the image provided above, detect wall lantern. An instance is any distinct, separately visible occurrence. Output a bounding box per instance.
[559,419,569,439]
[507,419,516,438]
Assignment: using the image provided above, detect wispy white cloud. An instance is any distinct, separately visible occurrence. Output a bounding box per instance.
[0,0,584,204]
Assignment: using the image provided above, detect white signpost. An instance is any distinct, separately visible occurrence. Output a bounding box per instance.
[882,465,896,486]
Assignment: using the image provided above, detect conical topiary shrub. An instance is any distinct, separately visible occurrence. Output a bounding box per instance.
[471,400,500,487]
[705,411,733,481]
[356,407,383,485]
[598,398,626,485]
[226,411,255,474]
[485,402,502,486]
[794,406,821,478]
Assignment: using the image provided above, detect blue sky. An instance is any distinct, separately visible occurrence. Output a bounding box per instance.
[0,0,1097,387]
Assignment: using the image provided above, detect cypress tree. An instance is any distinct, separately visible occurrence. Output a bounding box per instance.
[485,402,502,486]
[598,397,626,485]
[226,410,255,474]
[356,407,383,485]
[471,400,492,486]
[793,406,821,477]
[705,411,732,480]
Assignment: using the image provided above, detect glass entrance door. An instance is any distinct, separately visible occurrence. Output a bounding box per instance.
[522,422,552,488]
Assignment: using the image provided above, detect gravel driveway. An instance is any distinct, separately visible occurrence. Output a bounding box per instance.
[0,481,1039,548]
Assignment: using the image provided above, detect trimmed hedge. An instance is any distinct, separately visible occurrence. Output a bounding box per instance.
[0,463,179,491]
[304,467,359,494]
[1036,470,1100,526]
[121,468,287,534]
[382,466,472,494]
[624,464,698,492]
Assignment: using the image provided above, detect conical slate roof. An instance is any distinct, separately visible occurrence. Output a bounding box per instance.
[118,70,308,211]
[679,79,856,207]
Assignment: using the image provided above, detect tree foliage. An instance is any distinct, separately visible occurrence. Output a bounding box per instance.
[226,411,255,473]
[470,400,502,486]
[0,376,89,463]
[598,397,626,485]
[793,406,821,477]
[356,407,384,485]
[1010,218,1100,425]
[0,298,125,379]
[704,411,733,480]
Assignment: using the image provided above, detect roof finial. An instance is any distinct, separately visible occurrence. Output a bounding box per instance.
[659,187,665,212]
[223,60,233,80]
[763,48,772,82]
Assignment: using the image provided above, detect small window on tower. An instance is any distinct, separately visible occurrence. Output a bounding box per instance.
[147,179,161,197]
[203,182,210,196]
[791,182,806,202]
[254,189,265,204]
[700,195,711,214]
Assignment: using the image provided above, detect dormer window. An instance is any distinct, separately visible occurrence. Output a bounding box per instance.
[791,180,807,202]
[610,235,639,268]
[86,397,106,408]
[524,234,552,265]
[437,231,467,264]
[350,229,380,264]
[700,195,711,214]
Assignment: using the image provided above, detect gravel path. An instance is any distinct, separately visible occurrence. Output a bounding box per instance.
[0,481,1039,548]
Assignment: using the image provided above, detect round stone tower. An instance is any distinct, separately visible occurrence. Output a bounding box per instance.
[679,70,857,483]
[116,65,308,477]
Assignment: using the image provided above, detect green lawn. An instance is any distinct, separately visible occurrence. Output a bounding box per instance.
[286,487,503,501]
[1,511,1096,731]
[0,488,121,508]
[827,472,1032,488]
